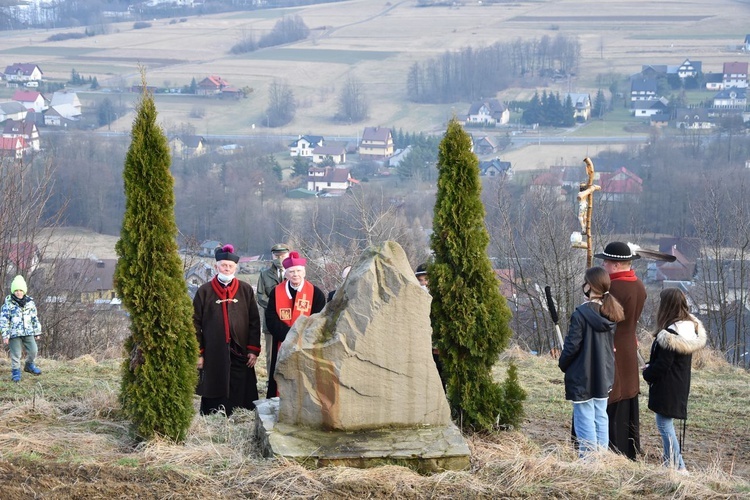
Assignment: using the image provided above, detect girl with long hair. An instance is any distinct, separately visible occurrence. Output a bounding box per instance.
[559,266,624,457]
[643,288,706,474]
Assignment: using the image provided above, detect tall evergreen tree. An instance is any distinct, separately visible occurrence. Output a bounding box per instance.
[429,118,524,431]
[592,89,606,118]
[115,80,198,442]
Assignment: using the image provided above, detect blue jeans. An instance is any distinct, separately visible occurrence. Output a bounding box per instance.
[655,413,686,470]
[573,398,609,457]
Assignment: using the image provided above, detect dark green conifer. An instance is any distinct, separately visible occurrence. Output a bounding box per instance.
[115,79,198,442]
[429,118,524,431]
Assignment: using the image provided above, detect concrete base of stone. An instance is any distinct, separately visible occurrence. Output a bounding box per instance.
[254,398,470,473]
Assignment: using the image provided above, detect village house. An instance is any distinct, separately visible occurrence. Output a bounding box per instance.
[0,137,27,158]
[633,97,669,117]
[704,72,724,91]
[3,63,43,85]
[630,76,658,104]
[674,108,715,129]
[289,135,324,157]
[566,93,592,121]
[12,90,46,113]
[712,87,747,109]
[472,135,498,155]
[479,158,511,178]
[2,241,40,275]
[197,75,229,96]
[650,113,670,128]
[312,142,347,164]
[465,99,510,127]
[3,119,40,151]
[677,58,702,79]
[646,237,700,283]
[598,166,643,203]
[49,258,119,304]
[358,126,394,160]
[307,166,356,194]
[185,261,214,288]
[169,135,207,158]
[198,240,222,257]
[44,91,82,126]
[722,61,748,89]
[640,64,668,79]
[0,101,28,122]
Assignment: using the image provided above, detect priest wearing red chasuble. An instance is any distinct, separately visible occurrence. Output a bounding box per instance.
[265,251,326,398]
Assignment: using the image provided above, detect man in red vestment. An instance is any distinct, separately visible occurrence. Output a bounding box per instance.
[265,251,326,398]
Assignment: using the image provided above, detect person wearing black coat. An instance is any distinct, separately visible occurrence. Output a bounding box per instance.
[643,288,707,473]
[559,266,624,457]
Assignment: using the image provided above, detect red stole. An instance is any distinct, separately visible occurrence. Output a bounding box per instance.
[610,269,638,282]
[275,280,314,326]
[210,276,239,343]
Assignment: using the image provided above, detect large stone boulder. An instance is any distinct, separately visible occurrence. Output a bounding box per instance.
[275,241,451,431]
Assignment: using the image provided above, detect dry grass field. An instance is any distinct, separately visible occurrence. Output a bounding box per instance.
[0,0,747,138]
[0,348,748,498]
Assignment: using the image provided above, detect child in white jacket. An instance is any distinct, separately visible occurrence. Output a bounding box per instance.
[0,275,42,382]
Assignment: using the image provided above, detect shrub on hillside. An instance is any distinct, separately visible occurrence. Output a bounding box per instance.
[47,32,87,42]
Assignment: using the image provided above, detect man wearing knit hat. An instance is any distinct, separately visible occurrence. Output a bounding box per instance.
[1,275,42,382]
[264,250,326,398]
[256,243,290,374]
[193,244,262,416]
[594,241,647,460]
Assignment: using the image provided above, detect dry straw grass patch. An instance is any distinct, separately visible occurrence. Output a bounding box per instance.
[0,351,749,497]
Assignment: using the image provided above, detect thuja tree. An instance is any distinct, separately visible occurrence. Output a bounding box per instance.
[115,84,198,441]
[429,118,525,431]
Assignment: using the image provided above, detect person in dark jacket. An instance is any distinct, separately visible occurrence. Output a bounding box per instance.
[256,243,290,374]
[642,288,706,473]
[193,244,261,416]
[559,266,624,457]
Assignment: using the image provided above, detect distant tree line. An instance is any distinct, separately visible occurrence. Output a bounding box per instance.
[406,34,580,104]
[230,15,310,54]
[521,91,575,127]
[69,69,99,89]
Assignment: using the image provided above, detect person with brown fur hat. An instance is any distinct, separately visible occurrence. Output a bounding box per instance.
[193,244,262,416]
[594,241,647,460]
[264,251,326,398]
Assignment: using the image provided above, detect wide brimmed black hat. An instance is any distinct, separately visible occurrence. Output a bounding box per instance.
[594,241,640,261]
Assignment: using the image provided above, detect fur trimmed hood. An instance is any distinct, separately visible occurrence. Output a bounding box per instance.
[655,314,707,354]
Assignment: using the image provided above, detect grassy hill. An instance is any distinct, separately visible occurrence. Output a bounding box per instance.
[1,346,748,498]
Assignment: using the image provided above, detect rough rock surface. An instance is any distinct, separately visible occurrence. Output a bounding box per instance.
[275,241,451,431]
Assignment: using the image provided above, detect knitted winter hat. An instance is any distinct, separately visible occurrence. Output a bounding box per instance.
[282,251,307,269]
[11,275,27,294]
[214,244,240,263]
